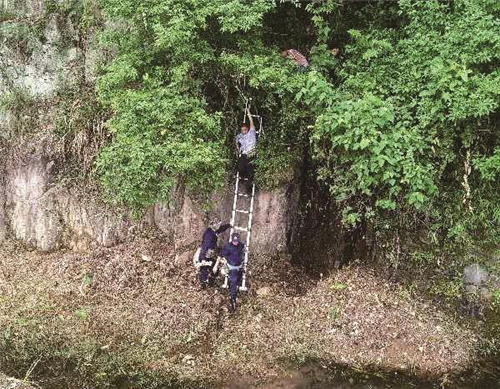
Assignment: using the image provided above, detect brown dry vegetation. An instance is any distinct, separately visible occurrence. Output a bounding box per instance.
[0,237,495,388]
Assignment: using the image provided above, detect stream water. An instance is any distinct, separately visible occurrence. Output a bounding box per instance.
[223,366,481,389]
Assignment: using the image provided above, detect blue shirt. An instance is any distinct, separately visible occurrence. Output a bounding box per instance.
[236,127,257,155]
[221,242,245,267]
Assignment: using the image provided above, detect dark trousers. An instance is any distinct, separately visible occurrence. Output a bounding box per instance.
[199,258,216,284]
[229,269,242,300]
[237,154,255,181]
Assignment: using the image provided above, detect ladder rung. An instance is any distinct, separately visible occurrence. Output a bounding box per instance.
[237,193,249,197]
[239,177,249,181]
[235,209,250,214]
[234,226,250,232]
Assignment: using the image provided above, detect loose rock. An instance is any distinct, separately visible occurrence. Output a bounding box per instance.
[257,286,271,297]
[463,264,488,286]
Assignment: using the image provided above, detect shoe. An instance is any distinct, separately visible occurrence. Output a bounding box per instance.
[200,282,207,290]
[229,297,237,313]
[245,181,253,195]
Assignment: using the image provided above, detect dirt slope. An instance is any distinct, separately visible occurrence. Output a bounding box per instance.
[0,238,489,388]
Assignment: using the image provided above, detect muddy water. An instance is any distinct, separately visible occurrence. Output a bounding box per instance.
[220,364,483,389]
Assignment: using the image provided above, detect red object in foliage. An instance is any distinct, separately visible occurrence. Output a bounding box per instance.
[281,49,309,68]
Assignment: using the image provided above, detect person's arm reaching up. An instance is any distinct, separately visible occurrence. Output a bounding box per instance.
[216,224,231,235]
[247,108,255,131]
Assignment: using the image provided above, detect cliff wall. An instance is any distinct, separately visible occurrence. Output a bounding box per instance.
[0,0,300,256]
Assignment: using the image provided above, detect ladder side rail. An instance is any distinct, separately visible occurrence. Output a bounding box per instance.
[224,172,241,289]
[240,182,256,291]
[225,111,261,292]
[229,172,240,239]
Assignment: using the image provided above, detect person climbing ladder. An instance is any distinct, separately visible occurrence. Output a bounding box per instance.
[223,99,263,304]
[193,98,262,310]
[236,107,257,193]
[220,232,245,312]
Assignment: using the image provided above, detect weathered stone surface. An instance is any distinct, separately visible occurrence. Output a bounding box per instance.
[0,178,6,244]
[5,154,61,250]
[251,185,299,255]
[154,180,299,255]
[1,0,40,17]
[2,149,135,251]
[0,16,78,98]
[480,287,493,300]
[58,188,131,249]
[465,284,479,295]
[154,195,205,250]
[463,264,489,286]
[1,147,299,255]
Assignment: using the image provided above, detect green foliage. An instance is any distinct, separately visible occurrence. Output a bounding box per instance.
[254,143,299,190]
[430,278,462,300]
[0,15,39,57]
[409,250,435,269]
[74,307,90,320]
[300,0,500,243]
[492,289,500,307]
[328,306,341,321]
[87,0,500,252]
[54,82,108,174]
[0,87,39,138]
[82,273,92,286]
[329,282,347,291]
[96,77,226,211]
[96,0,309,213]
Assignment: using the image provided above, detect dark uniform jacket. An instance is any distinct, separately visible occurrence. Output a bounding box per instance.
[221,242,245,267]
[200,224,230,260]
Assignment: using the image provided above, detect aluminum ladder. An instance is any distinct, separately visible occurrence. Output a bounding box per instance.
[223,115,262,292]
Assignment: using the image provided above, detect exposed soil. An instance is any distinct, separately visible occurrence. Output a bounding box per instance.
[0,372,34,389]
[0,237,497,388]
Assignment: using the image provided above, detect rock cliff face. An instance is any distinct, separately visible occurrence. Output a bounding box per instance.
[0,145,132,251]
[152,180,299,255]
[0,0,97,98]
[0,144,299,254]
[0,0,300,256]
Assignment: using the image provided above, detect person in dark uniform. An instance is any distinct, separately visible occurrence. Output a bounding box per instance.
[198,217,231,288]
[221,232,245,312]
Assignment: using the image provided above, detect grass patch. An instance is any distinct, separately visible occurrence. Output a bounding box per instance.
[0,87,40,137]
[327,306,341,321]
[329,282,347,291]
[492,289,500,307]
[429,278,462,300]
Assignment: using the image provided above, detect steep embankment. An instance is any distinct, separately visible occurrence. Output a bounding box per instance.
[0,237,493,388]
[0,139,300,255]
